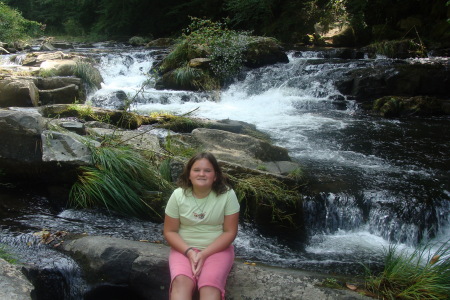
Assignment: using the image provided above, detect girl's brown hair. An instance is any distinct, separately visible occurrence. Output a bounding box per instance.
[177,152,230,195]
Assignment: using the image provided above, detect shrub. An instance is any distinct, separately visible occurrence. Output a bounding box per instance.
[159,17,250,89]
[0,2,43,43]
[364,240,450,299]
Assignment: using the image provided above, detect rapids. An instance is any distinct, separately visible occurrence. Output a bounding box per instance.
[1,47,449,298]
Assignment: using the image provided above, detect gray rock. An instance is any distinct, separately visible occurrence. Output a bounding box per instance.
[0,78,39,107]
[0,259,34,300]
[0,109,44,162]
[87,128,162,153]
[39,84,80,105]
[34,76,82,90]
[60,235,371,300]
[191,128,291,171]
[41,130,98,165]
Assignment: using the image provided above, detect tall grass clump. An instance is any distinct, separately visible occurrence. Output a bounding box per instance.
[229,174,300,227]
[364,239,450,299]
[72,59,102,91]
[69,145,174,221]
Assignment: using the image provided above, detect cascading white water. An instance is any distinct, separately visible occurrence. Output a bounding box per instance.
[85,48,450,272]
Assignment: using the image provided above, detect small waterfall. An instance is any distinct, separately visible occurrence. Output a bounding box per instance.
[1,47,448,298]
[87,48,450,251]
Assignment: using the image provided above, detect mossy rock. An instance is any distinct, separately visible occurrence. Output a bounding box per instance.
[39,104,156,129]
[373,96,449,117]
[363,39,426,59]
[243,36,289,68]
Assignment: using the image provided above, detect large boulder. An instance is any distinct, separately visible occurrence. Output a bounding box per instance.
[39,59,77,76]
[335,62,450,102]
[0,259,34,300]
[244,37,289,68]
[189,128,297,174]
[60,235,370,300]
[0,78,39,107]
[155,35,288,91]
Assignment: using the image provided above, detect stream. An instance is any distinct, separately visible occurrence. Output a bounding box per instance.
[1,45,449,299]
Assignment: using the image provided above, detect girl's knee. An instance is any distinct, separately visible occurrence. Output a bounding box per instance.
[199,286,221,300]
[172,275,195,292]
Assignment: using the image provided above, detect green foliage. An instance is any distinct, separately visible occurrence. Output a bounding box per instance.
[0,2,42,42]
[156,113,203,133]
[0,244,17,264]
[69,145,174,221]
[173,64,204,89]
[160,17,249,89]
[38,68,57,78]
[63,18,84,36]
[373,97,404,117]
[184,17,249,82]
[224,0,273,33]
[158,158,173,182]
[364,240,450,300]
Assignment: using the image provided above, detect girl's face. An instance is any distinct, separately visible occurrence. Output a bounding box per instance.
[189,158,216,191]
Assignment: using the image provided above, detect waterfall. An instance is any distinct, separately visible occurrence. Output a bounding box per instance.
[1,47,448,288]
[85,48,450,274]
[88,49,450,253]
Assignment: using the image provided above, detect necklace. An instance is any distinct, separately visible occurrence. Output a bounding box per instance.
[192,191,209,220]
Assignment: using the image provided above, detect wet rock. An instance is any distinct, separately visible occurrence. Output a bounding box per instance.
[0,258,34,300]
[335,62,450,102]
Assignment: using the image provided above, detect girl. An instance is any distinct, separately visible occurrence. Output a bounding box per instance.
[164,152,240,300]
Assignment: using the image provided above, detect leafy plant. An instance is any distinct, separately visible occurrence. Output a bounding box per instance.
[0,2,43,43]
[69,145,174,221]
[159,17,250,90]
[184,17,250,82]
[364,240,450,300]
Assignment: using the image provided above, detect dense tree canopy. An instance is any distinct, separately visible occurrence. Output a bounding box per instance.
[1,0,449,46]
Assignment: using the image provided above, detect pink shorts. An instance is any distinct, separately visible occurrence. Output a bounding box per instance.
[169,245,235,299]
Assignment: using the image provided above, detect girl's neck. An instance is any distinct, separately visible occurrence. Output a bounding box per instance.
[192,188,212,199]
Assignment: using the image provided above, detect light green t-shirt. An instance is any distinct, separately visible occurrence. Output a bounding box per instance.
[165,187,240,249]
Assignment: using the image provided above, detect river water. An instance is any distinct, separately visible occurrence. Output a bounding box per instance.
[1,46,449,297]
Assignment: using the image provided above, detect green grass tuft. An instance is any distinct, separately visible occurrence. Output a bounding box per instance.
[72,59,101,91]
[364,239,450,300]
[0,244,17,264]
[229,174,300,227]
[69,145,174,221]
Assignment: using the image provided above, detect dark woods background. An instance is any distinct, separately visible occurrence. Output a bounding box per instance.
[3,0,450,45]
